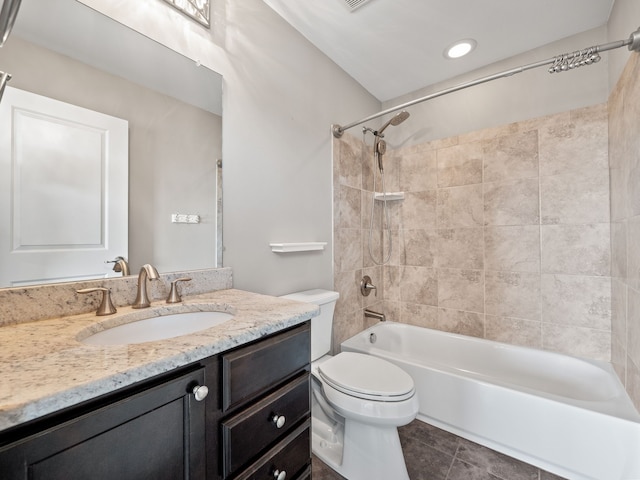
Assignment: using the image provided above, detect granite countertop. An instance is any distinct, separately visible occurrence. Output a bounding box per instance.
[0,288,319,432]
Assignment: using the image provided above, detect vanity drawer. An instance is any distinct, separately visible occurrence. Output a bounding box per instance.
[221,322,310,411]
[296,467,311,480]
[221,374,310,477]
[233,422,310,480]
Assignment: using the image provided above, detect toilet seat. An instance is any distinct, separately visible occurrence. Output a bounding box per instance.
[318,352,415,402]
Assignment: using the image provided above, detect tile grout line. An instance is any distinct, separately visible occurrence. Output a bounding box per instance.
[443,442,461,480]
[537,126,544,349]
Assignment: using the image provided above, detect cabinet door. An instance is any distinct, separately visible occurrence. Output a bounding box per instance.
[0,368,207,480]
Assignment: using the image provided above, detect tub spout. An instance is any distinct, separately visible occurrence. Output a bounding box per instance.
[364,309,386,322]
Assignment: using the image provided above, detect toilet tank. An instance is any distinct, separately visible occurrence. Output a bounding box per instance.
[280,289,339,362]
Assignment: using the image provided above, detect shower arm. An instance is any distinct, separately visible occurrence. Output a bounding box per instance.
[332,27,640,138]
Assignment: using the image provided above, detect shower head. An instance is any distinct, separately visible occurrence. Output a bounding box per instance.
[371,110,410,173]
[376,110,410,136]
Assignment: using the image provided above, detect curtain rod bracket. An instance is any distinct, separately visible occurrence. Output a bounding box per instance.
[332,124,344,138]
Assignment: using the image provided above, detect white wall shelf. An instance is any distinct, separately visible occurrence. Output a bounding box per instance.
[373,192,405,201]
[270,242,327,253]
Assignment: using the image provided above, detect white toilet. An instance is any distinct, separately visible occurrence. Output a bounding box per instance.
[281,289,419,480]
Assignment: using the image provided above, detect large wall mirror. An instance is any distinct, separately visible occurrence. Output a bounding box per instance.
[0,0,223,287]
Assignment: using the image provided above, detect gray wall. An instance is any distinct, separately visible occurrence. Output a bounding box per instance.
[218,2,379,295]
[380,27,609,148]
[79,0,380,296]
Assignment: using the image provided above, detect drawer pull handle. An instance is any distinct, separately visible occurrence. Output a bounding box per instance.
[192,385,209,401]
[273,469,286,480]
[271,414,286,428]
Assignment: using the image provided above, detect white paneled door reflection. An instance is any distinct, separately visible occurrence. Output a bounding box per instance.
[0,86,128,287]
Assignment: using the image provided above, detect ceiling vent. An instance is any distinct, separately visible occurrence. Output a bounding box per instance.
[342,0,375,12]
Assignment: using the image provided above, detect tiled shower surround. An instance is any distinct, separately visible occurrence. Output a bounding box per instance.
[331,98,616,479]
[331,53,640,478]
[610,51,640,409]
[332,102,612,362]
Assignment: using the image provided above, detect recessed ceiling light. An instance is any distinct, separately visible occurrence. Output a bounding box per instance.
[444,39,477,59]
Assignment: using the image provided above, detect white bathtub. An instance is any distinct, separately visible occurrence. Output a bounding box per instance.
[341,322,640,480]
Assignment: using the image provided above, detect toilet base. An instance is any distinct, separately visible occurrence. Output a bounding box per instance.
[312,416,410,480]
[342,419,410,480]
[311,402,344,469]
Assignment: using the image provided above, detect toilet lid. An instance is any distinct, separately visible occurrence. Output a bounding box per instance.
[318,352,415,401]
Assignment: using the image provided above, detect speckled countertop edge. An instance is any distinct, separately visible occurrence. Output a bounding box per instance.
[0,288,319,432]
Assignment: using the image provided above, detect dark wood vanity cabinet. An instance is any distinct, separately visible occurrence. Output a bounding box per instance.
[217,321,311,479]
[0,367,208,480]
[0,321,311,480]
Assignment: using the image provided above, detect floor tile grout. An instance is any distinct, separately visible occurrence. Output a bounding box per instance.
[443,443,459,480]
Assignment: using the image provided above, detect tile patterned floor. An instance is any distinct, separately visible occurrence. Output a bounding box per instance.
[311,420,568,480]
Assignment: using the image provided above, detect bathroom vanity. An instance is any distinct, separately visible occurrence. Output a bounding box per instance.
[0,289,316,480]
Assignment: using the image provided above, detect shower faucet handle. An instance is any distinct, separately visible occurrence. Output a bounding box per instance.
[360,275,377,297]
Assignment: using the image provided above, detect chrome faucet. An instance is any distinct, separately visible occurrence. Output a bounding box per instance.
[364,309,386,322]
[132,264,160,309]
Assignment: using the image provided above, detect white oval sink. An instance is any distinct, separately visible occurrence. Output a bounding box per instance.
[81,311,234,345]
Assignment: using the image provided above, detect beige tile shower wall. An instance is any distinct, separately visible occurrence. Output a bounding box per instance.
[332,134,369,351]
[333,105,612,361]
[609,52,640,409]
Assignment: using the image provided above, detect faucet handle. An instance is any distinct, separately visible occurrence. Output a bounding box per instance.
[360,275,377,297]
[106,256,130,276]
[166,277,192,304]
[77,287,117,316]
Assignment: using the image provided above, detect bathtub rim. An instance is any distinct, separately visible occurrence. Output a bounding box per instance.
[341,321,640,423]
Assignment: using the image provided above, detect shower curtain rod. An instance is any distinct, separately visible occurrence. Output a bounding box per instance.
[332,27,640,138]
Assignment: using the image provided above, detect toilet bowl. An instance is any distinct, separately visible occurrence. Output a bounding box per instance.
[280,289,418,480]
[313,352,418,479]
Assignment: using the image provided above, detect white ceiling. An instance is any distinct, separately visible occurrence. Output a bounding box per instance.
[264,0,615,101]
